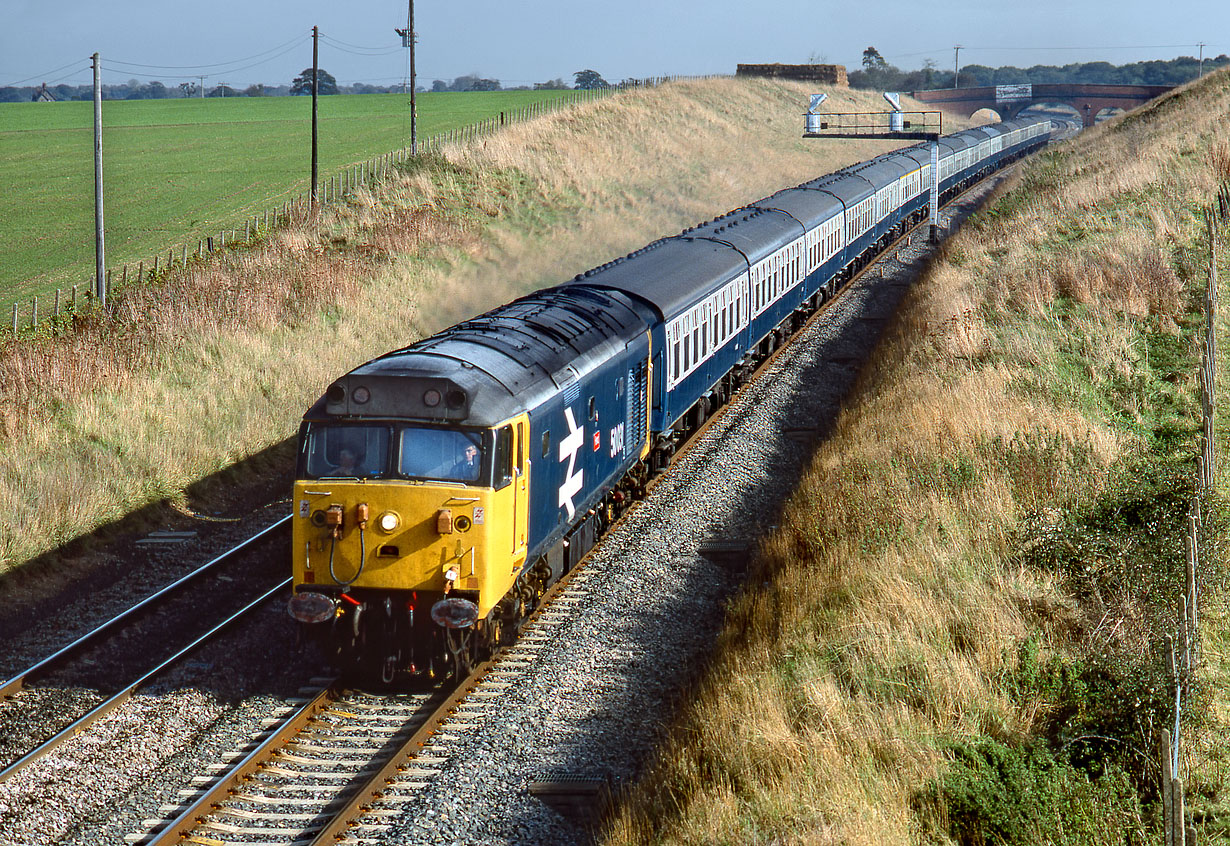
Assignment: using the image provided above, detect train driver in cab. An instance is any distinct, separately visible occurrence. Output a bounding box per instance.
[450,441,482,482]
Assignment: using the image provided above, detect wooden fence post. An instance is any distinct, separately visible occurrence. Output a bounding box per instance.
[139,261,144,282]
[154,254,159,276]
[31,297,37,328]
[1162,729,1174,844]
[1174,778,1186,846]
[10,303,16,333]
[72,285,78,309]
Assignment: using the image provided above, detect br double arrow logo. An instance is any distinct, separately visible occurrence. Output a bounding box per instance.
[557,407,585,518]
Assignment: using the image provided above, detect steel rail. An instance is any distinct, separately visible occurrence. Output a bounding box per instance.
[143,681,346,846]
[0,514,291,700]
[307,560,592,844]
[150,547,593,845]
[0,578,291,786]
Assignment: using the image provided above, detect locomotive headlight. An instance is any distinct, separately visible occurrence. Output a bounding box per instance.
[352,386,371,404]
[378,511,400,533]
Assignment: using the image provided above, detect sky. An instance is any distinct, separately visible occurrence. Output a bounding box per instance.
[3,0,1228,91]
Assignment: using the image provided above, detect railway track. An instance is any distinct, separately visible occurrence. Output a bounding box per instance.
[135,566,595,845]
[0,515,291,785]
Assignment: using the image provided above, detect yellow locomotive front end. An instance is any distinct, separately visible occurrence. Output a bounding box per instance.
[289,411,529,681]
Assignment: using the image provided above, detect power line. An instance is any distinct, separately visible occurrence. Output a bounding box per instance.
[103,34,304,71]
[321,42,403,58]
[318,32,401,55]
[964,43,1208,51]
[1,58,89,88]
[102,40,305,82]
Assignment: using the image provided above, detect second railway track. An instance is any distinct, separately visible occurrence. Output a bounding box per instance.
[0,516,291,784]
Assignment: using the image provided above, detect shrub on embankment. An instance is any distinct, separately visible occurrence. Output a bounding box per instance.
[602,70,1230,844]
[0,78,938,575]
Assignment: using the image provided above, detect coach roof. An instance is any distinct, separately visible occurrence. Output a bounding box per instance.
[562,235,748,320]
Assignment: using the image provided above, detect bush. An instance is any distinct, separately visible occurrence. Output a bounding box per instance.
[917,739,1145,845]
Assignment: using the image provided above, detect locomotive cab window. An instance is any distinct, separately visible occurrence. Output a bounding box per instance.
[493,426,514,490]
[302,424,391,479]
[397,426,487,485]
[516,422,525,476]
[542,430,551,459]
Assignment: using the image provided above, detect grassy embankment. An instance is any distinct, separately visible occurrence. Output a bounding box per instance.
[601,71,1230,843]
[0,89,580,301]
[0,79,952,576]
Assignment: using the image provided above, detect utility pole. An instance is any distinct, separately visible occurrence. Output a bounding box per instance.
[395,0,417,154]
[953,45,962,89]
[311,25,319,208]
[92,53,106,307]
[1198,42,1207,77]
[198,75,205,97]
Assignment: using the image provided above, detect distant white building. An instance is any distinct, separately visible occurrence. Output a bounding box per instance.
[33,83,55,102]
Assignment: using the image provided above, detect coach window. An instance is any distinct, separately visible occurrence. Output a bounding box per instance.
[673,340,680,382]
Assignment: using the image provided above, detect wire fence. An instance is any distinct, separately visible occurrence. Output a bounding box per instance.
[1163,191,1226,846]
[6,76,718,335]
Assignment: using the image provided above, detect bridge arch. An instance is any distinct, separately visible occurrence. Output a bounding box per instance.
[970,107,1003,125]
[910,83,1174,128]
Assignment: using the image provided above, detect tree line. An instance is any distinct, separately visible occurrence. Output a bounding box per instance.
[3,68,612,103]
[851,47,1230,91]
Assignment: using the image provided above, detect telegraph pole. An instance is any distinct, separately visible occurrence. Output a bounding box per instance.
[395,0,417,154]
[410,0,416,155]
[1198,42,1207,77]
[92,53,106,307]
[311,25,319,208]
[953,45,962,89]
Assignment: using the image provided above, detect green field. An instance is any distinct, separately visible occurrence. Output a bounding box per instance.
[0,90,579,303]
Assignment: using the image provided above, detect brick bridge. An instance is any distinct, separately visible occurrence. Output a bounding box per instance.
[910,83,1175,127]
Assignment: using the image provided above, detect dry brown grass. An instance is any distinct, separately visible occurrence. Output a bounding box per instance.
[602,69,1230,845]
[0,78,950,573]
